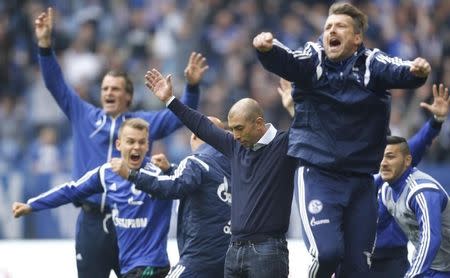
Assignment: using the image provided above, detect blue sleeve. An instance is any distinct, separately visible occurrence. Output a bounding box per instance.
[408,119,442,167]
[134,84,200,140]
[256,40,317,86]
[406,190,446,277]
[168,98,235,157]
[368,50,427,91]
[38,48,93,121]
[27,167,104,211]
[134,156,206,199]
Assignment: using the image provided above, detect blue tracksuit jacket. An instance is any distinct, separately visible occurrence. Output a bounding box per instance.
[256,40,427,175]
[375,119,443,256]
[38,48,200,209]
[131,143,231,272]
[27,161,171,274]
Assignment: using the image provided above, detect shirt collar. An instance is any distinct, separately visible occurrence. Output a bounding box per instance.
[252,123,277,151]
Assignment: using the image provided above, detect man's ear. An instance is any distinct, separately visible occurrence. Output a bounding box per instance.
[354,33,362,46]
[405,154,412,167]
[255,117,265,130]
[115,139,121,151]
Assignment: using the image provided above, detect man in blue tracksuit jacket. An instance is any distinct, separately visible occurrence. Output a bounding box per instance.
[113,117,232,277]
[378,136,450,278]
[34,8,205,277]
[253,2,430,277]
[371,84,449,277]
[13,119,171,278]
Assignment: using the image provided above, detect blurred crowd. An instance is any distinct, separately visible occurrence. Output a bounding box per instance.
[1,0,450,178]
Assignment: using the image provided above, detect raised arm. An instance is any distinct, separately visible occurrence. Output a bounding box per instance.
[144,68,235,156]
[138,52,207,140]
[36,7,90,120]
[409,84,449,166]
[277,78,294,117]
[368,50,430,90]
[253,32,316,85]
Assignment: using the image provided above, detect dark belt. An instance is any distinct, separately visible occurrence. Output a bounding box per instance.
[81,203,103,214]
[230,235,285,246]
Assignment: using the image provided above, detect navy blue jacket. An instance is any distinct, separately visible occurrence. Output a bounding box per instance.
[131,143,231,271]
[257,40,427,175]
[167,98,297,240]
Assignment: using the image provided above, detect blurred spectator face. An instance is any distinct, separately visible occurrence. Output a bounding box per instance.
[323,14,362,61]
[101,75,132,117]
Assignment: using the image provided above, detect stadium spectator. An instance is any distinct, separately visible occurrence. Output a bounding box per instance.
[253,2,430,277]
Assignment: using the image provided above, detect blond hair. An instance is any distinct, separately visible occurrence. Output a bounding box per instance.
[118,118,149,138]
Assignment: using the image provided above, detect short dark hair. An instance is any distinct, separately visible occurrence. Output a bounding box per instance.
[386,136,410,156]
[105,70,134,106]
[329,2,368,34]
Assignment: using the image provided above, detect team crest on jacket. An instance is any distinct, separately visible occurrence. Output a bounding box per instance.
[308,199,323,214]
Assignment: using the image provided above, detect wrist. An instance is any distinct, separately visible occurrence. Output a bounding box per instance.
[128,169,139,182]
[165,96,175,107]
[434,114,446,122]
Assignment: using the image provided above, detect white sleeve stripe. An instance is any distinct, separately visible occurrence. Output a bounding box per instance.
[157,156,209,182]
[407,183,440,207]
[140,168,160,177]
[99,164,109,213]
[364,48,379,86]
[407,192,431,277]
[273,39,292,52]
[27,166,101,204]
[374,54,412,66]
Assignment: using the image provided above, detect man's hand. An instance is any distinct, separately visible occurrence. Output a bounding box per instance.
[253,32,274,52]
[110,158,130,179]
[35,7,53,48]
[12,202,32,218]
[420,83,449,121]
[410,57,431,78]
[277,78,294,117]
[145,69,174,103]
[185,52,209,86]
[151,154,171,172]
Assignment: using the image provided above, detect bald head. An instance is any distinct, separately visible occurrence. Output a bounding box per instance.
[207,116,225,129]
[227,98,267,148]
[228,98,264,123]
[190,116,225,151]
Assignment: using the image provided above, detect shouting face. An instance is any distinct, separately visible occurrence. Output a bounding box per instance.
[323,14,362,62]
[116,125,149,169]
[101,75,132,117]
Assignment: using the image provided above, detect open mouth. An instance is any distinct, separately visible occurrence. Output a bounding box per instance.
[130,154,141,162]
[329,38,341,49]
[104,99,116,105]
